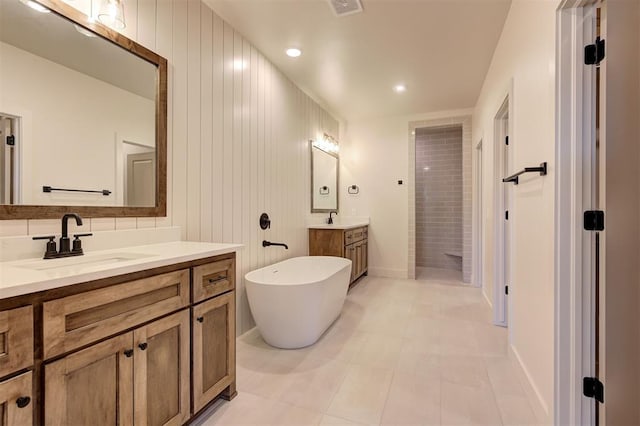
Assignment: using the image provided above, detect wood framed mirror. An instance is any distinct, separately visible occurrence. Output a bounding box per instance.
[0,0,167,219]
[310,141,339,213]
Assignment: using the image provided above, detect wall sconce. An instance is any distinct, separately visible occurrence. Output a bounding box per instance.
[98,0,126,30]
[312,133,339,154]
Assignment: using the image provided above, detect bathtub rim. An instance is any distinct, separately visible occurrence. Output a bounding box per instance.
[244,256,351,286]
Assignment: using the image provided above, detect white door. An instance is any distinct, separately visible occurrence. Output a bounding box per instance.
[125,152,155,207]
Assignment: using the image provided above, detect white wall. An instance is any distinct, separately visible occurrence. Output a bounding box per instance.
[0,0,339,335]
[0,41,154,206]
[472,0,556,419]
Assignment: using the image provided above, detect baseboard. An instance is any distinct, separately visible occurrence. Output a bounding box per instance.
[368,267,408,279]
[508,345,551,425]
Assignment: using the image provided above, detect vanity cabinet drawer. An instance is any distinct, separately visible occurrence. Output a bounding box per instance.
[0,306,34,379]
[351,227,365,243]
[192,257,235,303]
[344,230,354,245]
[43,269,190,359]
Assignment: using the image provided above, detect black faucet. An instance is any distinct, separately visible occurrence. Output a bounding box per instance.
[262,240,288,250]
[328,211,337,224]
[60,213,83,253]
[33,213,92,259]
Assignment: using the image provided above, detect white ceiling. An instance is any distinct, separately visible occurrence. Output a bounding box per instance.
[204,0,512,122]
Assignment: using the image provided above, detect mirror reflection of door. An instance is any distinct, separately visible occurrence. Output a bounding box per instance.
[0,114,17,205]
[125,152,155,207]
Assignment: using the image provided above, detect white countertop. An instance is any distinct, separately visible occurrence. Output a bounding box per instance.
[0,241,242,299]
[307,221,369,230]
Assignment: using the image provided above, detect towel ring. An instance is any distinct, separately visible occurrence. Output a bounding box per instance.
[319,186,330,195]
[348,185,359,195]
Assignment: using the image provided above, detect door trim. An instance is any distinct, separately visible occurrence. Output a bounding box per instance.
[555,1,598,425]
[473,139,483,288]
[493,92,513,328]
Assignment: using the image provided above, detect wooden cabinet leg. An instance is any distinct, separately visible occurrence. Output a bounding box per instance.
[221,381,237,401]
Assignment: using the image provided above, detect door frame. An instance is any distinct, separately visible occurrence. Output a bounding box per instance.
[473,139,483,288]
[493,94,513,328]
[407,114,473,281]
[555,1,598,424]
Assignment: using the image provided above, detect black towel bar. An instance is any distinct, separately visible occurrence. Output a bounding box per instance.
[502,162,547,185]
[43,186,111,196]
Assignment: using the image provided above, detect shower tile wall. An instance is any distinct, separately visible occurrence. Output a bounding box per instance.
[415,126,463,271]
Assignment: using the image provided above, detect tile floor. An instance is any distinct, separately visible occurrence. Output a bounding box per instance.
[195,273,542,426]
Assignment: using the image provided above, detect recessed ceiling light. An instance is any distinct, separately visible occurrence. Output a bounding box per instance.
[20,0,50,13]
[286,48,302,58]
[394,84,407,93]
[423,167,430,171]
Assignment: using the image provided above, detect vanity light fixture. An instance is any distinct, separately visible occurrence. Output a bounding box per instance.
[19,0,50,13]
[233,59,247,71]
[394,84,407,93]
[286,48,302,58]
[98,0,126,30]
[312,133,339,154]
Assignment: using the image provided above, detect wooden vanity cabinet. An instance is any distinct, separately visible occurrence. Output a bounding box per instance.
[309,225,369,284]
[0,252,236,426]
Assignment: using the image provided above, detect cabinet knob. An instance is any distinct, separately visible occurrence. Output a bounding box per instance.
[196,316,204,323]
[124,349,134,357]
[16,396,30,408]
[138,342,148,351]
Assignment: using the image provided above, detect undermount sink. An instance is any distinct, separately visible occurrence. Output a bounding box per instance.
[16,252,154,272]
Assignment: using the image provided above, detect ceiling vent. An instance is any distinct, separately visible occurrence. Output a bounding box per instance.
[327,0,363,17]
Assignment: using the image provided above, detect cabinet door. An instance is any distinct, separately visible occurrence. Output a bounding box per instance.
[133,311,190,426]
[345,244,356,282]
[362,240,368,274]
[0,372,32,426]
[0,306,34,379]
[355,241,363,278]
[45,333,133,426]
[192,292,236,413]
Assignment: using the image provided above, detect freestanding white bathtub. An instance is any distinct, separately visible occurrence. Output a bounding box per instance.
[245,256,351,349]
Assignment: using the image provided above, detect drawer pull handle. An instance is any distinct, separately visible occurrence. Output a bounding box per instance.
[16,396,30,408]
[138,343,148,351]
[124,349,134,358]
[197,316,204,323]
[208,276,227,285]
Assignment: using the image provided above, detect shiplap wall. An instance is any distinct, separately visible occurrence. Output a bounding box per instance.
[1,0,339,334]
